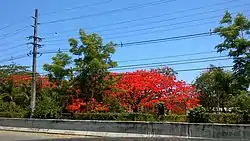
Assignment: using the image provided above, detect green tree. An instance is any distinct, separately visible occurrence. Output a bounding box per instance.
[43,52,72,82]
[43,52,73,113]
[233,90,250,123]
[34,89,61,119]
[195,65,241,112]
[214,11,250,89]
[0,63,30,78]
[0,64,31,114]
[69,29,117,111]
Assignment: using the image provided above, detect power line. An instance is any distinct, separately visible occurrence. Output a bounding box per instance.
[105,21,216,40]
[43,27,215,44]
[0,38,28,48]
[175,65,232,73]
[36,50,218,63]
[40,0,114,16]
[41,0,176,25]
[0,31,219,64]
[119,31,214,47]
[0,17,30,32]
[0,43,28,53]
[0,26,30,41]
[114,55,229,69]
[41,31,215,51]
[101,8,250,37]
[0,54,29,64]
[44,3,249,39]
[3,65,233,82]
[110,57,232,71]
[118,51,217,63]
[41,0,238,35]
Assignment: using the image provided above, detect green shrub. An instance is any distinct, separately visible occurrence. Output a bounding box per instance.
[162,115,187,122]
[71,113,156,121]
[188,106,208,123]
[72,113,118,120]
[207,113,241,124]
[0,112,28,118]
[33,89,61,119]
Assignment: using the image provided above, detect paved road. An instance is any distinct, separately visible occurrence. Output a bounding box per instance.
[0,130,243,141]
[0,131,93,141]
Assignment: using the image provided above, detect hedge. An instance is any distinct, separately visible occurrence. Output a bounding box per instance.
[0,112,28,118]
[0,112,249,124]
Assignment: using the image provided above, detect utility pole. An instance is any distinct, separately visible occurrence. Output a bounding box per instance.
[30,9,39,118]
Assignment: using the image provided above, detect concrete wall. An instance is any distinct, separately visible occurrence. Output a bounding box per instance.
[0,118,249,139]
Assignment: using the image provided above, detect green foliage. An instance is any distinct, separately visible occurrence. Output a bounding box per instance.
[214,11,250,89]
[0,63,30,77]
[104,97,126,113]
[62,113,185,122]
[0,64,31,112]
[71,113,156,121]
[194,65,240,112]
[33,89,61,119]
[231,90,250,123]
[207,113,242,124]
[188,106,208,123]
[0,112,28,118]
[43,52,72,82]
[162,115,186,122]
[68,29,117,104]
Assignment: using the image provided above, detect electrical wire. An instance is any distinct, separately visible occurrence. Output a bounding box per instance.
[118,51,217,63]
[0,54,29,64]
[40,0,114,16]
[0,38,27,48]
[104,21,216,40]
[41,0,239,35]
[110,57,232,71]
[43,3,249,39]
[119,32,214,47]
[100,8,250,37]
[36,50,218,63]
[174,65,232,72]
[0,17,30,31]
[41,31,215,51]
[0,43,28,53]
[114,55,229,68]
[3,65,233,81]
[0,26,30,41]
[43,24,216,44]
[41,0,176,24]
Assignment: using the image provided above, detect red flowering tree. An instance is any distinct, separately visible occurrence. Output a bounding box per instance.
[106,68,199,114]
[68,98,108,113]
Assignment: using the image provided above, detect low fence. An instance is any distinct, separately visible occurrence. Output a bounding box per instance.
[0,118,249,139]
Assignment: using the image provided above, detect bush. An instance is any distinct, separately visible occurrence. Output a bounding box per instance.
[0,112,28,118]
[71,113,156,121]
[163,115,187,122]
[207,113,241,124]
[33,89,61,119]
[188,106,208,123]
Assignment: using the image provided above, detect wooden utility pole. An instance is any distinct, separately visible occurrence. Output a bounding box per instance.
[30,9,39,118]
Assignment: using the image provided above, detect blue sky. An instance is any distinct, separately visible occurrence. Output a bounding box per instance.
[0,0,249,83]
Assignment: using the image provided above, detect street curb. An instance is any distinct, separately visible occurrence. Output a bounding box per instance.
[0,126,210,139]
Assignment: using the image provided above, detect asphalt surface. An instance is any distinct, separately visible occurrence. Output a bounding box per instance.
[0,131,246,141]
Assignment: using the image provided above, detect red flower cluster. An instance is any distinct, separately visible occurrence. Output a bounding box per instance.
[68,98,108,113]
[1,74,53,89]
[106,69,199,114]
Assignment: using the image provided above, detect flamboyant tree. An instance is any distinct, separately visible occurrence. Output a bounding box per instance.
[106,68,199,114]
